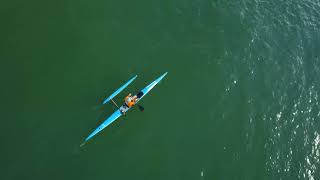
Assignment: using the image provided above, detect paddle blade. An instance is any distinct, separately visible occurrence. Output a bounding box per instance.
[138,105,144,112]
[80,142,86,147]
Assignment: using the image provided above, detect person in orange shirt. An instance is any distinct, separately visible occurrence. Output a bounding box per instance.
[124,93,138,108]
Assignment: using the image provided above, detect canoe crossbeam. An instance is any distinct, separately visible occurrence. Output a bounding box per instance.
[111,99,119,108]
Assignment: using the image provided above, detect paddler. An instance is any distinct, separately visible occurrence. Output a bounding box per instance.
[124,93,138,108]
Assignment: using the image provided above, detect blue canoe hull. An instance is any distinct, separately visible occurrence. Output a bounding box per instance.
[85,110,122,141]
[84,72,168,142]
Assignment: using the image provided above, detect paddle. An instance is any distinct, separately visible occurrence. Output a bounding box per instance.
[138,105,144,112]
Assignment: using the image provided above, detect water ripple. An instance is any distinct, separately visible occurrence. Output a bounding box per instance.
[235,0,320,178]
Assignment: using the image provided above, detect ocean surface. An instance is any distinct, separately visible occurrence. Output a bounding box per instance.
[1,0,320,179]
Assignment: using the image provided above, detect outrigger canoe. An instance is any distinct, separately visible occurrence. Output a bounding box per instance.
[82,72,168,145]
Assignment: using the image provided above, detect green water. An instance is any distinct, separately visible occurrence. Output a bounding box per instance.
[1,0,320,179]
